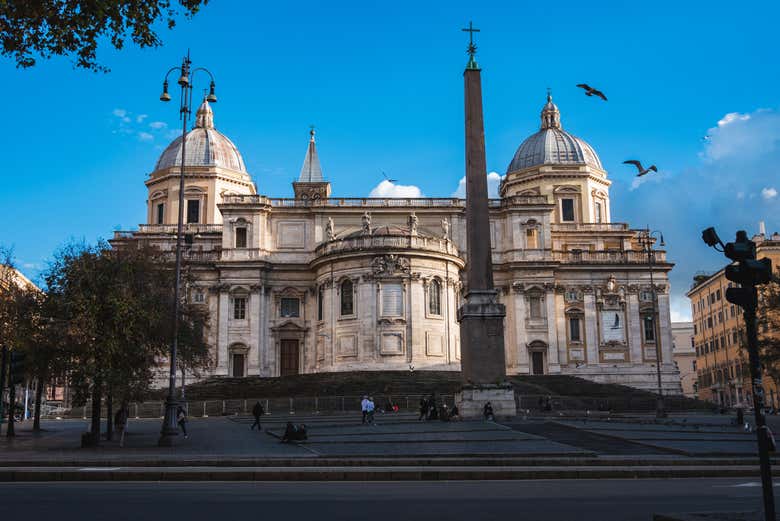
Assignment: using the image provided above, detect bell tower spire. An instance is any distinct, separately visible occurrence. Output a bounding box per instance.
[293,126,331,200]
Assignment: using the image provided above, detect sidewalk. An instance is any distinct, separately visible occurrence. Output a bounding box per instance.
[0,412,771,481]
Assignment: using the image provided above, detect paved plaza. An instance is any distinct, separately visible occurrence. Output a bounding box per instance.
[0,410,773,464]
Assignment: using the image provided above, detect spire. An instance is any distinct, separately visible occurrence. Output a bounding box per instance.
[297,127,324,182]
[540,91,561,130]
[194,99,214,129]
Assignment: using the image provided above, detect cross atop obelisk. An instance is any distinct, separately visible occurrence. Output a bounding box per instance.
[462,21,480,70]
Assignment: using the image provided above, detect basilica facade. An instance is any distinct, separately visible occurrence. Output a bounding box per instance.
[113,94,682,394]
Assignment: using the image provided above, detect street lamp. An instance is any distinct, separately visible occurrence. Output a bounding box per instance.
[637,227,667,419]
[157,52,217,446]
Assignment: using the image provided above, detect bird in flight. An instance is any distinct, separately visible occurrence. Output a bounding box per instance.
[623,160,658,177]
[382,170,397,183]
[576,84,607,101]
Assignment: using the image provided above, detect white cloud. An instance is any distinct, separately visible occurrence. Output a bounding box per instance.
[138,132,154,142]
[149,121,167,129]
[702,108,779,162]
[717,112,751,127]
[761,187,778,200]
[136,114,148,123]
[112,108,127,118]
[368,180,423,198]
[452,171,503,198]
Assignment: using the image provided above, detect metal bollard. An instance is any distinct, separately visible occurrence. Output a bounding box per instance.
[289,397,294,415]
[203,401,208,418]
[222,400,226,415]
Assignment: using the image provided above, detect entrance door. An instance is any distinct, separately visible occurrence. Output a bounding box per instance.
[280,339,299,376]
[232,353,245,378]
[531,351,545,375]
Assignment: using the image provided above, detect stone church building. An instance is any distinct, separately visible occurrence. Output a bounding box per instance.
[113,94,682,393]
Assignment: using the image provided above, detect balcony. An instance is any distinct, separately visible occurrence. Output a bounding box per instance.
[220,248,270,261]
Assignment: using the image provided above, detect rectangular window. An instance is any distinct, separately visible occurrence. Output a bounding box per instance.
[693,324,698,335]
[707,317,713,329]
[186,199,200,224]
[718,311,723,324]
[643,316,655,342]
[569,317,581,342]
[529,295,543,319]
[716,289,721,300]
[235,227,247,248]
[594,202,603,223]
[561,198,575,222]
[280,298,300,318]
[156,203,164,224]
[233,297,246,320]
[382,283,403,316]
[526,228,538,248]
[731,305,735,318]
[317,287,324,321]
[193,290,204,303]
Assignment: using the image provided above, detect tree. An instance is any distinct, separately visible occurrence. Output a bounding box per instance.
[0,0,208,72]
[44,240,211,446]
[757,268,780,385]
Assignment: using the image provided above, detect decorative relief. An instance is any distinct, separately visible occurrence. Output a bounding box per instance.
[325,217,335,241]
[371,254,410,277]
[380,332,404,355]
[425,332,444,356]
[337,335,358,357]
[361,211,371,235]
[409,212,418,236]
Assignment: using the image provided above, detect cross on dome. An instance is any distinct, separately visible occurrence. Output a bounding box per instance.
[194,98,215,129]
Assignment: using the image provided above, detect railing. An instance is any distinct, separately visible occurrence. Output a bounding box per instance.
[52,391,710,419]
[184,249,221,262]
[552,250,667,264]
[551,223,629,232]
[316,235,459,256]
[221,195,550,208]
[220,248,270,261]
[137,224,224,234]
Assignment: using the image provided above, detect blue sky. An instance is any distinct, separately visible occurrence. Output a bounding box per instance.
[2,0,779,321]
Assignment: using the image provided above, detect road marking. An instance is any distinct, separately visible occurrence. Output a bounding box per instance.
[724,482,780,488]
[79,467,121,471]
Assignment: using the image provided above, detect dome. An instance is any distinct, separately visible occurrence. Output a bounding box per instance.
[154,100,247,173]
[506,94,602,173]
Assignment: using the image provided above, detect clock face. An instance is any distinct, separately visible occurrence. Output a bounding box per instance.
[600,310,625,343]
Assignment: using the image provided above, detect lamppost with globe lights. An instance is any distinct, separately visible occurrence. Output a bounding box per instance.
[157,52,217,446]
[637,227,667,419]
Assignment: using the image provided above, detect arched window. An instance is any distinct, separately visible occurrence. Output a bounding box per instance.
[340,279,354,316]
[429,279,442,315]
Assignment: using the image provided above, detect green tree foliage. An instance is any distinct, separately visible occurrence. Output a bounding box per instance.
[0,0,208,72]
[757,269,780,382]
[44,241,211,445]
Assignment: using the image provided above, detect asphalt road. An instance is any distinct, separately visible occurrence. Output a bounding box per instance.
[0,478,774,521]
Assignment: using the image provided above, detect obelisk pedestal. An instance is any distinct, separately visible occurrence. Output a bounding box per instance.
[455,27,516,418]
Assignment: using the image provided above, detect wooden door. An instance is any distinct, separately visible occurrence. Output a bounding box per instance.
[280,340,299,376]
[232,353,245,378]
[531,351,545,375]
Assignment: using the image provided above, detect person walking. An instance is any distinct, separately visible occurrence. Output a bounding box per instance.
[114,402,129,448]
[361,395,370,424]
[177,405,188,439]
[251,401,265,431]
[418,397,428,421]
[366,397,376,425]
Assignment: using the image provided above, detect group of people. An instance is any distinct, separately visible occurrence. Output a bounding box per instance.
[418,394,460,422]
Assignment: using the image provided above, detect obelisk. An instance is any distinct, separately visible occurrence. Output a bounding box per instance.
[455,22,516,418]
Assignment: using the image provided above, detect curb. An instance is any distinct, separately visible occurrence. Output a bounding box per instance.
[0,465,762,482]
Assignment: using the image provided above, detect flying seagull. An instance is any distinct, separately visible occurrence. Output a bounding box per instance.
[623,160,658,177]
[576,84,607,101]
[381,170,397,183]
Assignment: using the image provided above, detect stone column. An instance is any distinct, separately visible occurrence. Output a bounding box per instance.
[248,285,261,375]
[545,285,561,373]
[554,290,568,370]
[513,286,529,373]
[583,289,599,365]
[627,291,642,364]
[216,288,230,375]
